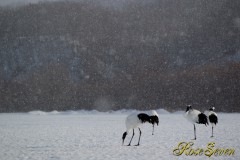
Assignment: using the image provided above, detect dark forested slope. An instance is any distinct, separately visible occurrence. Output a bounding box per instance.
[0,0,239,112]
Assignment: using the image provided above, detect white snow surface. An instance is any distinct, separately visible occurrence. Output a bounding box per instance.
[0,109,239,160]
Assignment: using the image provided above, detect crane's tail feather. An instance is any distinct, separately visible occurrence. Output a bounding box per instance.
[122,132,127,145]
[198,113,209,126]
[209,114,218,125]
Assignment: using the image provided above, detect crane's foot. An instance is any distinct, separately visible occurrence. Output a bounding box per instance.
[134,144,140,146]
[191,138,196,140]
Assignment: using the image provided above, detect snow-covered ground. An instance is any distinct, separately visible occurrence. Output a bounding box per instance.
[0,110,239,160]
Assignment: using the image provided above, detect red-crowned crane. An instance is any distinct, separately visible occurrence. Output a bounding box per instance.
[184,105,208,140]
[208,107,218,137]
[122,110,159,146]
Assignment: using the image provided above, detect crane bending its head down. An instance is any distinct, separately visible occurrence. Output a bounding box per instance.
[122,110,159,146]
[149,110,159,135]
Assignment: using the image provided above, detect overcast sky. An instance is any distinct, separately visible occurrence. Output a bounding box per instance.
[0,0,57,6]
[0,0,142,8]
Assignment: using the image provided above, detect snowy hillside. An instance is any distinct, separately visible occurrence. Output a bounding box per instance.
[0,110,239,160]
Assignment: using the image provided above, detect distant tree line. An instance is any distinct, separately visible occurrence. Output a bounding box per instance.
[0,0,239,112]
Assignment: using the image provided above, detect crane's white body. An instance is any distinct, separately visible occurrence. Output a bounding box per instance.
[151,110,159,117]
[184,109,201,124]
[125,113,142,133]
[125,110,159,132]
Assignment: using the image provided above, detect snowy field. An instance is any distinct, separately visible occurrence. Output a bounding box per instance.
[0,110,239,160]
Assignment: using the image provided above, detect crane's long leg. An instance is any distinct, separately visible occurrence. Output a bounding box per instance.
[193,124,196,140]
[152,124,154,135]
[135,128,142,146]
[127,129,134,146]
[211,126,214,137]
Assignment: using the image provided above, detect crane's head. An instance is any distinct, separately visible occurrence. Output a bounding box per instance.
[150,114,159,135]
[209,107,215,111]
[186,105,192,112]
